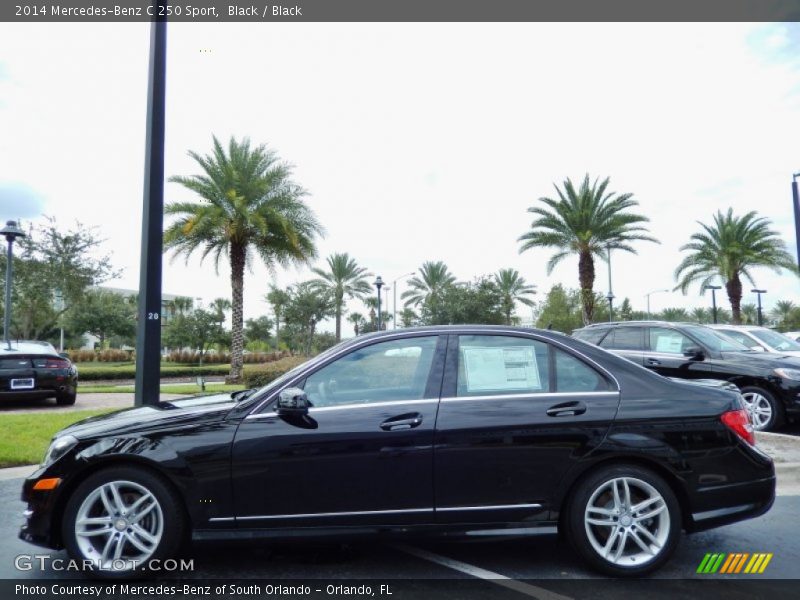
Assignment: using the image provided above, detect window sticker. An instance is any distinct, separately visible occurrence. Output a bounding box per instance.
[655,334,684,353]
[462,346,542,392]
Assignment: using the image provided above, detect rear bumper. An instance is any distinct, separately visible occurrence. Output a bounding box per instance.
[687,475,775,532]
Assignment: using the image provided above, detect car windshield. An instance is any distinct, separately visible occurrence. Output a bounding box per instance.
[750,328,800,352]
[684,326,750,352]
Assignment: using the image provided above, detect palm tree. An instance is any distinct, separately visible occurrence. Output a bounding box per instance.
[310,253,373,342]
[401,261,456,308]
[494,269,537,325]
[348,312,366,336]
[691,307,711,324]
[165,136,323,381]
[266,285,290,349]
[659,307,690,322]
[674,209,796,324]
[518,174,657,325]
[741,303,758,325]
[771,300,796,328]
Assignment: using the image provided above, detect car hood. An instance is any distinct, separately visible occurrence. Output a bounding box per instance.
[720,350,800,368]
[58,393,238,440]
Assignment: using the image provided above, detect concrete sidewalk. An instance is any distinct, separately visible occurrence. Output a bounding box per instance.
[0,392,186,414]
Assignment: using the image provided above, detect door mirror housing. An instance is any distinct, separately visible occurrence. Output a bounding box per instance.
[683,347,705,360]
[752,345,766,352]
[276,387,309,415]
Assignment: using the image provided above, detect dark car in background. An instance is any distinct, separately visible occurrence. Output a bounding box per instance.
[573,321,800,431]
[0,341,78,406]
[20,326,773,578]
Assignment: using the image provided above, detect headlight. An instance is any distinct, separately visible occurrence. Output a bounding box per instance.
[41,435,78,467]
[774,368,800,381]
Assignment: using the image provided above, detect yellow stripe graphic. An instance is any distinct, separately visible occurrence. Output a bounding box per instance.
[749,554,766,573]
[744,554,759,573]
[758,554,773,573]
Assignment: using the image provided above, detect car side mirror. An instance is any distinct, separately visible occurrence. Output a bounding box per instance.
[683,347,704,360]
[276,387,309,415]
[752,346,766,352]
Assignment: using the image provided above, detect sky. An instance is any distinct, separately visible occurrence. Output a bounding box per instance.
[0,22,799,333]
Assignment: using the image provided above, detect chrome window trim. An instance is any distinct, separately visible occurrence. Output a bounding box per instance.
[440,391,619,403]
[244,398,439,420]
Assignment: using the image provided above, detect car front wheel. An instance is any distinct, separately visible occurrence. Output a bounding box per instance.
[567,464,681,576]
[62,466,185,578]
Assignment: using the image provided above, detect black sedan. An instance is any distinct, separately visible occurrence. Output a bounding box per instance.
[0,341,78,406]
[19,326,774,578]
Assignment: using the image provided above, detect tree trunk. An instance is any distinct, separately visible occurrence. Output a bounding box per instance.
[274,313,280,350]
[334,292,343,342]
[229,243,246,381]
[578,250,595,325]
[726,273,743,325]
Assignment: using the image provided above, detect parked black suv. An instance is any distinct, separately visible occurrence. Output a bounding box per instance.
[573,321,800,431]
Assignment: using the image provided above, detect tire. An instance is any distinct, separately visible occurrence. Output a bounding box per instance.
[61,466,186,578]
[56,393,76,406]
[566,464,682,577]
[739,386,783,432]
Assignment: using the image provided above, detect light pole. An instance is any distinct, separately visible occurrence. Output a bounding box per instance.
[752,289,766,327]
[703,285,721,324]
[54,290,65,352]
[606,244,614,322]
[792,172,800,271]
[374,276,384,331]
[1,221,26,350]
[645,289,669,320]
[392,271,415,329]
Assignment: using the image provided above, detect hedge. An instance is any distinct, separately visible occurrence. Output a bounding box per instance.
[241,356,309,388]
[77,364,231,381]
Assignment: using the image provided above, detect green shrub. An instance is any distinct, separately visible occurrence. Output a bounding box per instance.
[241,356,309,388]
[77,364,231,381]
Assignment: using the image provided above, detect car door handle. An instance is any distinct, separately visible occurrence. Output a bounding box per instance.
[380,413,423,431]
[546,401,587,418]
[646,358,661,366]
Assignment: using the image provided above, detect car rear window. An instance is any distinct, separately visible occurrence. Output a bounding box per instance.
[573,328,608,345]
[0,358,32,369]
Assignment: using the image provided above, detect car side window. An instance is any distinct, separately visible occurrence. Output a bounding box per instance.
[648,327,694,354]
[456,335,550,396]
[574,328,608,345]
[720,330,759,349]
[303,336,438,408]
[554,348,610,392]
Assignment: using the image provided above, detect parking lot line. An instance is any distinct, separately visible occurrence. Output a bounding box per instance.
[394,544,574,600]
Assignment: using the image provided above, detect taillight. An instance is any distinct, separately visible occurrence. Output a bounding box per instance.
[43,359,69,369]
[721,409,755,446]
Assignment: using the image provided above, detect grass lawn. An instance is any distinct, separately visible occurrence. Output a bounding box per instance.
[0,409,116,468]
[79,383,246,395]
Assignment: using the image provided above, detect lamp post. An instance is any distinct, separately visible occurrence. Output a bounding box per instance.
[392,271,415,329]
[645,289,669,320]
[703,285,722,324]
[1,221,25,350]
[752,289,766,327]
[606,244,614,322]
[374,276,384,331]
[792,172,800,271]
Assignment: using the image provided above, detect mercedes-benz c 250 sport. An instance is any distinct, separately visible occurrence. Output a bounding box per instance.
[19,326,774,578]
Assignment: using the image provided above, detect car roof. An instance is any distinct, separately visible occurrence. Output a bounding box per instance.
[0,341,59,355]
[347,324,571,345]
[709,324,766,332]
[574,320,699,330]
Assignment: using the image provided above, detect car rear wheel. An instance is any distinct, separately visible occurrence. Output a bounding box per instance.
[62,466,185,578]
[739,387,782,431]
[567,464,681,576]
[56,392,76,406]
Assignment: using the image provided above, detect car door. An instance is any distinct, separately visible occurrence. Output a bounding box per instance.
[644,326,716,379]
[433,333,620,524]
[230,334,445,527]
[598,326,645,365]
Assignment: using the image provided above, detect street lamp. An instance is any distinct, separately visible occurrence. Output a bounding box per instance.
[752,289,766,327]
[374,276,384,331]
[392,271,415,329]
[1,220,26,350]
[703,285,722,324]
[606,244,614,322]
[645,289,669,320]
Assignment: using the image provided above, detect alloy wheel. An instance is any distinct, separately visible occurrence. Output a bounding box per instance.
[741,392,772,431]
[584,476,670,567]
[73,480,164,570]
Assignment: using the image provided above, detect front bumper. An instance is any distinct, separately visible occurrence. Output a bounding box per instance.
[18,466,66,550]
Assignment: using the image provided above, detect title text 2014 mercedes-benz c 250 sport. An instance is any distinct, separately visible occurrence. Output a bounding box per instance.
[19,326,775,578]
